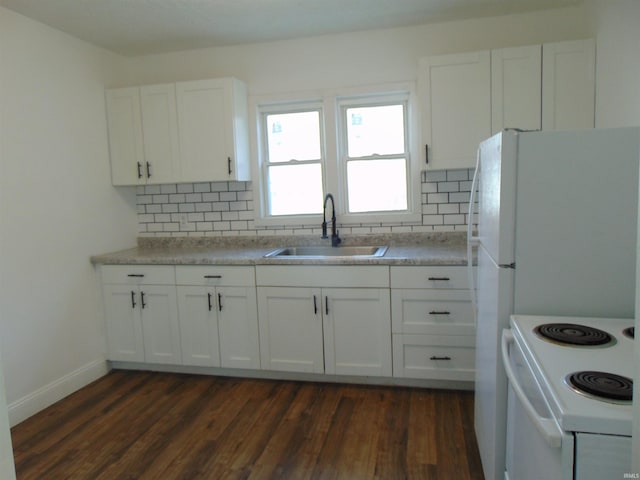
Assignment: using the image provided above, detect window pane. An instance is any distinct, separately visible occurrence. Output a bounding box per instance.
[268,164,323,215]
[347,159,407,213]
[266,111,321,163]
[346,105,405,158]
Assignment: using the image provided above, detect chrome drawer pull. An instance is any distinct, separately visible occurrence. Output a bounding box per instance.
[430,356,452,361]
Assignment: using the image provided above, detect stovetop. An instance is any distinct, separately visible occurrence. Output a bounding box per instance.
[510,315,634,436]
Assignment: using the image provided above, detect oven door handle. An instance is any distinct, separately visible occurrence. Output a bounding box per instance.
[501,329,563,448]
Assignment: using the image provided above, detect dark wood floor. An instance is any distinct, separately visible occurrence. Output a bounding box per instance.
[11,370,484,479]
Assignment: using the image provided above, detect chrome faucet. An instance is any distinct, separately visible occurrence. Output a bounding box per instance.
[322,193,342,247]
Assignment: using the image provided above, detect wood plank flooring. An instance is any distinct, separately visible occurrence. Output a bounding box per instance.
[11,371,484,479]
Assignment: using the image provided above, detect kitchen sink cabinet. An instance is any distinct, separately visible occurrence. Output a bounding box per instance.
[255,266,391,376]
[101,265,181,364]
[176,78,250,183]
[420,39,595,170]
[175,266,259,369]
[391,266,475,381]
[105,84,180,186]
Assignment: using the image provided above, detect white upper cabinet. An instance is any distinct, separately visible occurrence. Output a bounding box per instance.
[139,84,181,184]
[106,84,180,185]
[420,39,595,170]
[176,78,250,183]
[419,51,492,170]
[105,87,145,185]
[491,45,542,134]
[106,77,250,185]
[542,39,595,131]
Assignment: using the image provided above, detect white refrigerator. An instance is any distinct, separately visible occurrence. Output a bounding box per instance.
[468,128,640,480]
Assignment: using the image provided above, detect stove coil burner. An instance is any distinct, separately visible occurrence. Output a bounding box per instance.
[623,326,634,339]
[534,323,613,346]
[566,371,633,403]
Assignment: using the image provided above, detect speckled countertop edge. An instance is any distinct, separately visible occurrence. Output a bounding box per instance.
[90,232,474,266]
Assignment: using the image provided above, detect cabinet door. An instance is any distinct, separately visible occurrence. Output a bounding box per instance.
[217,286,260,369]
[257,287,324,373]
[140,285,181,364]
[323,288,392,376]
[542,39,595,130]
[176,79,232,182]
[177,286,221,367]
[419,51,491,170]
[105,88,145,186]
[491,45,542,134]
[103,285,144,362]
[140,84,181,184]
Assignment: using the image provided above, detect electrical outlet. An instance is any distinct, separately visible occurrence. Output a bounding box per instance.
[179,214,188,227]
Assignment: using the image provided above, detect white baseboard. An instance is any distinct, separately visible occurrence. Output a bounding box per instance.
[8,359,110,427]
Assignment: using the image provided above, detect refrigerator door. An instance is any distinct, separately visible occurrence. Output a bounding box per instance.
[477,130,518,265]
[513,128,639,318]
[474,244,514,480]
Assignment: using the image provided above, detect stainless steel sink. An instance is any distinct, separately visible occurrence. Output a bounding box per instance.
[264,245,388,258]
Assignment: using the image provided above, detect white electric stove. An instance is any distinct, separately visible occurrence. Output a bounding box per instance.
[502,315,634,480]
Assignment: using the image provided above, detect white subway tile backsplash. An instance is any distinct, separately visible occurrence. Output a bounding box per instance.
[137,170,477,236]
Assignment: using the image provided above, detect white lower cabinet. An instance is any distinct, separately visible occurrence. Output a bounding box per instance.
[256,266,392,376]
[391,266,475,381]
[176,266,259,369]
[257,287,324,373]
[101,266,181,364]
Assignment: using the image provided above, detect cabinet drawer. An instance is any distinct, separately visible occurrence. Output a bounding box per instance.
[175,266,255,286]
[101,265,175,285]
[392,289,474,335]
[392,334,475,381]
[390,266,471,289]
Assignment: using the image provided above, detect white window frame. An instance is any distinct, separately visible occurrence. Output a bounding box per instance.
[250,83,421,227]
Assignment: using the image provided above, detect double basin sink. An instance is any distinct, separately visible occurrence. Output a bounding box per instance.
[264,245,388,259]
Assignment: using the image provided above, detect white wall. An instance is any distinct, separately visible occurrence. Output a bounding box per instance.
[0,7,137,425]
[119,5,590,94]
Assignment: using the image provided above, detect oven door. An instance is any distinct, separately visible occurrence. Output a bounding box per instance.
[501,329,574,480]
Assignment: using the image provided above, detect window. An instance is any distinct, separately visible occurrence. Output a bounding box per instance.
[340,101,409,214]
[253,85,419,226]
[261,106,325,216]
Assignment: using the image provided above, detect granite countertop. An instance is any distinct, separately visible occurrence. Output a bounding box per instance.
[90,232,473,267]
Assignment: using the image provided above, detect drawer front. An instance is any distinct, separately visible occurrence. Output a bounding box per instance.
[390,266,471,289]
[101,265,175,285]
[392,334,475,381]
[391,289,474,335]
[175,266,255,286]
[256,265,389,288]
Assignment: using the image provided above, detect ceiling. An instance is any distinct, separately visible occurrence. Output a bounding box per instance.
[1,0,582,57]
